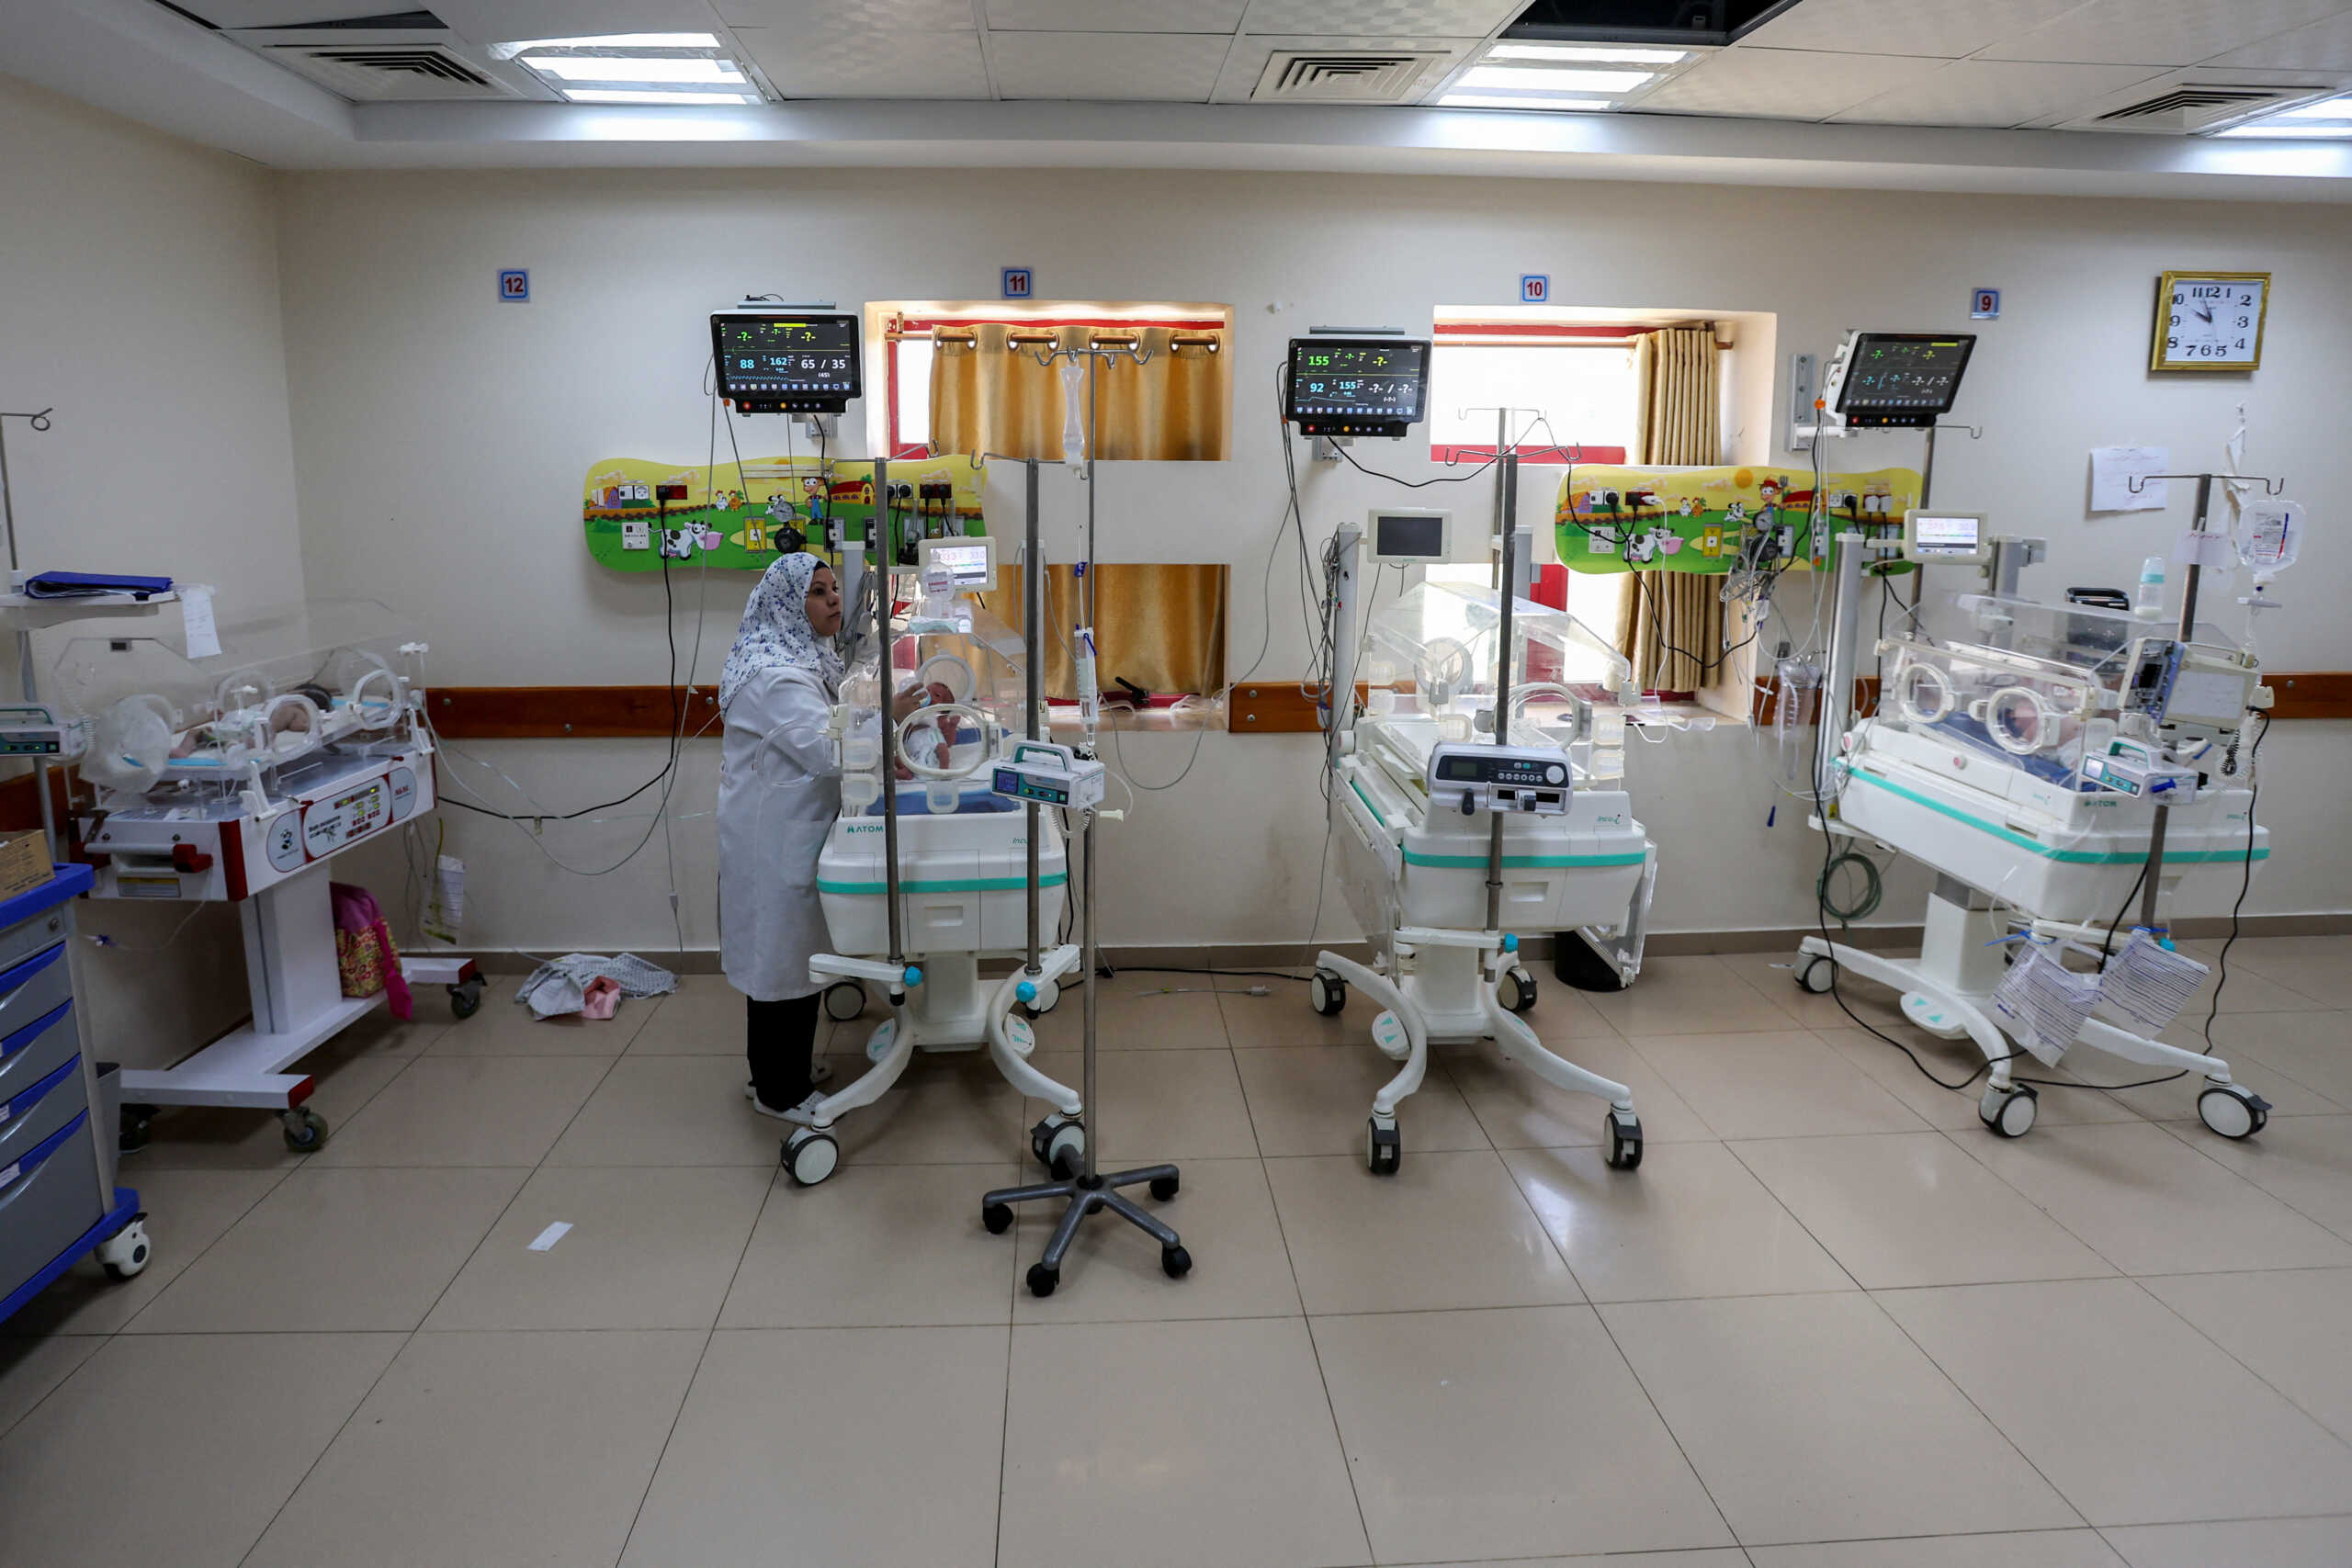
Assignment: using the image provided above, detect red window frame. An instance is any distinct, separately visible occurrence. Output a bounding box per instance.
[885,311,1230,459]
[1430,321,1637,467]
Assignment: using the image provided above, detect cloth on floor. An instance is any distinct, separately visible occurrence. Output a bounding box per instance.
[579,975,623,1021]
[514,953,678,1020]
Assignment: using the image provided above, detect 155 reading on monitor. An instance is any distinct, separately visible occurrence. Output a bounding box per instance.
[1285,337,1432,438]
[711,311,862,414]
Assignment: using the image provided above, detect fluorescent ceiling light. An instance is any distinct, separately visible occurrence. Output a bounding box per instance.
[2272,95,2352,119]
[521,56,743,84]
[563,88,760,105]
[1439,93,1613,111]
[1460,65,1655,93]
[1487,42,1687,64]
[2214,121,2352,137]
[504,33,720,51]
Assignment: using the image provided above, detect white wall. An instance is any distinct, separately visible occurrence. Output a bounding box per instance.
[275,167,2352,957]
[0,79,307,1060]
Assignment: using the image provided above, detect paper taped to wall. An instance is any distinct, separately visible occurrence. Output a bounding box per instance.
[2090,446,2168,513]
[180,585,220,660]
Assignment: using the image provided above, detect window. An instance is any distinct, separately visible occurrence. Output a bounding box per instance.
[876,303,1232,460]
[1428,323,1638,465]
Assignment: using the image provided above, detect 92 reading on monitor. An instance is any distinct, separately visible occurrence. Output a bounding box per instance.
[714,317,860,400]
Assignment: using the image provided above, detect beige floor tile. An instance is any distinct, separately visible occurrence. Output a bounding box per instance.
[427,987,643,1055]
[1730,1132,2115,1290]
[773,1048,1028,1166]
[1632,1031,1928,1141]
[2167,939,2334,1015]
[1001,1317,1368,1568]
[125,1166,524,1333]
[1600,1292,2078,1545]
[1815,1027,2144,1134]
[4,1166,285,1337]
[132,1048,413,1169]
[0,1332,402,1568]
[1218,982,1370,1048]
[1385,1554,1749,1568]
[1881,1278,2352,1526]
[547,1053,786,1167]
[2211,1012,2352,1111]
[1034,986,1231,1050]
[1314,1305,1735,1561]
[0,1335,100,1438]
[2141,1269,2352,1442]
[1748,1532,2126,1567]
[316,1055,611,1167]
[1506,1142,1854,1303]
[622,1326,1009,1568]
[1233,1043,1489,1156]
[1720,946,1930,1037]
[720,1162,1016,1327]
[329,1005,452,1057]
[2157,1113,2352,1239]
[2195,936,2352,1008]
[1012,1156,1300,1323]
[2101,1515,2352,1568]
[1442,1030,1717,1147]
[1266,1149,1582,1314]
[626,972,752,1054]
[243,1328,702,1568]
[1589,954,1801,1036]
[425,1164,773,1330]
[1025,1047,1260,1161]
[1957,1122,2352,1276]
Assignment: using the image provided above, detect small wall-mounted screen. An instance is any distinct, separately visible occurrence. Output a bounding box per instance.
[918,535,996,592]
[711,312,862,413]
[1835,333,1975,427]
[1286,338,1432,437]
[1911,513,1979,554]
[1373,512,1448,561]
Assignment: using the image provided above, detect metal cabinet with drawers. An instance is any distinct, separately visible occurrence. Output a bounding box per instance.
[0,863,149,1325]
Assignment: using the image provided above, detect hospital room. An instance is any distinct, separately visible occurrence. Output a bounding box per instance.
[5,0,2352,1562]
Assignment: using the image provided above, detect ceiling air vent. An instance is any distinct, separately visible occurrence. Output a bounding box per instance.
[1252,51,1451,104]
[2067,83,2325,134]
[225,24,550,102]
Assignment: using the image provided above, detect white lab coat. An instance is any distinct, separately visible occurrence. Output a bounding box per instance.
[718,663,841,1001]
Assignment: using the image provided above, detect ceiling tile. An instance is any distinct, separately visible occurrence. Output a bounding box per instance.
[430,0,734,44]
[732,26,993,97]
[986,0,1249,30]
[1635,48,1950,121]
[1975,0,2351,66]
[2211,7,2352,69]
[717,0,975,28]
[1210,33,1476,101]
[1739,0,2099,60]
[986,30,1231,98]
[1240,0,1519,36]
[1832,59,2168,126]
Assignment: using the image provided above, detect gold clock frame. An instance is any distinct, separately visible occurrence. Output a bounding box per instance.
[2151,269,2270,372]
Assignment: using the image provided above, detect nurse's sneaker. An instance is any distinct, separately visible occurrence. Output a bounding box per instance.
[743,1062,833,1121]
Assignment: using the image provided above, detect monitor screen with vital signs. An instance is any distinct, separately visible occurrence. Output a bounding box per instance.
[1834,333,1975,427]
[711,311,862,413]
[1286,338,1432,437]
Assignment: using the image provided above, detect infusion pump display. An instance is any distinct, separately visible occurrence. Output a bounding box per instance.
[1286,337,1431,437]
[1829,333,1975,428]
[710,310,862,414]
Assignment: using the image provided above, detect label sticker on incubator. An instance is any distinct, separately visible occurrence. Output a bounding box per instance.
[389,768,418,821]
[267,814,306,872]
[119,875,180,898]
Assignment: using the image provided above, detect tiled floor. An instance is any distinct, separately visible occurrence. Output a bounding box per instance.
[5,954,2352,1566]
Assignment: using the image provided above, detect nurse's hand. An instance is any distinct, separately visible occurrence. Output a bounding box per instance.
[890,682,956,720]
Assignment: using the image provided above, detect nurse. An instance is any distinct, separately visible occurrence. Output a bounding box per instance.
[716,552,928,1121]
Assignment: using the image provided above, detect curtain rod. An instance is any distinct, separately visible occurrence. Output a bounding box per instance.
[888,327,1222,351]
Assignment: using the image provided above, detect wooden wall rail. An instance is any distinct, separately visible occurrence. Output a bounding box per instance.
[430,685,722,739]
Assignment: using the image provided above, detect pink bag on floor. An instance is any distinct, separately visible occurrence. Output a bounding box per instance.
[331,882,413,1021]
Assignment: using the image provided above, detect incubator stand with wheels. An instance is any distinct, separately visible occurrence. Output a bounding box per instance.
[791,603,1088,1186]
[61,599,480,1150]
[1798,585,2271,1141]
[1313,571,1657,1174]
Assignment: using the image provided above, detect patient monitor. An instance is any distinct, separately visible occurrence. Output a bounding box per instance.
[918,535,997,593]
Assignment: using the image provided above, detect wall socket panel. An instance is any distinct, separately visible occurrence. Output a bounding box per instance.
[1787,351,1817,452]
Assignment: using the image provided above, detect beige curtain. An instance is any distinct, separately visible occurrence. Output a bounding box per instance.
[979,563,1227,698]
[1617,324,1725,694]
[928,325,1229,461]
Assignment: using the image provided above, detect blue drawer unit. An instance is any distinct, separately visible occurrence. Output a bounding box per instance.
[0,865,148,1327]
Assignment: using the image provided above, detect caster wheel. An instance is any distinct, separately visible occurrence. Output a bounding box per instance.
[982,1201,1013,1235]
[281,1107,329,1153]
[2198,1083,2269,1140]
[1148,1174,1180,1201]
[1161,1245,1192,1279]
[1310,969,1347,1018]
[1604,1112,1644,1170]
[781,1128,840,1186]
[97,1217,151,1280]
[822,981,865,1022]
[1979,1083,2039,1138]
[1501,966,1538,1014]
[1025,1262,1058,1298]
[1366,1116,1402,1177]
[119,1104,155,1155]
[1795,956,1837,996]
[447,980,483,1020]
[1031,1115,1085,1179]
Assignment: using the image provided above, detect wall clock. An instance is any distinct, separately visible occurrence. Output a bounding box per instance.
[2152,270,2268,371]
